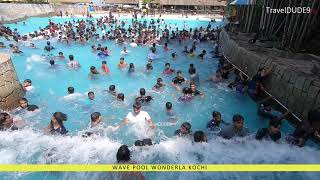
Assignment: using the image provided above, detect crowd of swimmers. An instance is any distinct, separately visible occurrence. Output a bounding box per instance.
[1,11,320,173]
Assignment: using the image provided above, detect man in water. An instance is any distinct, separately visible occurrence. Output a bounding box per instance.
[206,111,229,131]
[256,119,282,142]
[174,122,192,137]
[135,88,153,104]
[219,114,249,139]
[115,102,155,138]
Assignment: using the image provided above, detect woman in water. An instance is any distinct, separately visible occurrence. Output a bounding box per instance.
[44,112,68,135]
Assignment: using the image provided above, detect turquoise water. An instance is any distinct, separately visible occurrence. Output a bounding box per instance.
[0,17,320,180]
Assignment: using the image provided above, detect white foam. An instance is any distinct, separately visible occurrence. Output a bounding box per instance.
[26,54,45,63]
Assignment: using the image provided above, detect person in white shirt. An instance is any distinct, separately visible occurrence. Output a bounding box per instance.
[115,102,155,135]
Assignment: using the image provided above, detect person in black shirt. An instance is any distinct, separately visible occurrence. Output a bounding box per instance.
[146,59,153,71]
[206,111,229,130]
[135,88,153,104]
[188,81,204,98]
[172,70,187,91]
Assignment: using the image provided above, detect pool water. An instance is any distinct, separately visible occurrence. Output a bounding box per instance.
[0,16,320,180]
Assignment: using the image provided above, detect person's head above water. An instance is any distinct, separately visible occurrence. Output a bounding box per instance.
[268,119,281,134]
[182,87,189,95]
[23,79,32,86]
[179,122,192,135]
[139,88,146,96]
[116,145,131,163]
[109,85,116,92]
[51,112,67,125]
[49,59,55,66]
[165,63,171,69]
[88,91,95,100]
[102,61,107,65]
[117,93,124,101]
[194,131,207,143]
[212,111,222,122]
[133,101,142,115]
[46,41,50,46]
[67,87,74,94]
[91,112,102,124]
[166,102,172,111]
[69,55,74,61]
[233,114,244,130]
[129,63,134,69]
[18,98,28,109]
[90,66,98,74]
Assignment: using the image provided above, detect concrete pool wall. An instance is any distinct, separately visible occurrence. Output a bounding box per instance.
[0,3,87,23]
[220,30,320,121]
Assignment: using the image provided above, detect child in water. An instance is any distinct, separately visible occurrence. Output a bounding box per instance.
[101,61,110,74]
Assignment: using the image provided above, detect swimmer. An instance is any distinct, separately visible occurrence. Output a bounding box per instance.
[91,45,97,52]
[130,40,138,47]
[219,114,249,139]
[56,52,65,60]
[146,59,153,71]
[172,70,187,89]
[194,131,208,143]
[44,41,54,52]
[0,112,19,131]
[22,79,33,91]
[120,46,130,55]
[67,55,81,69]
[174,122,192,137]
[178,87,193,102]
[97,44,102,51]
[171,52,177,60]
[29,43,36,48]
[91,112,103,128]
[206,111,229,131]
[198,50,206,60]
[104,46,111,55]
[88,66,100,79]
[135,88,153,104]
[116,145,145,179]
[117,57,127,69]
[114,102,155,138]
[162,63,175,75]
[88,91,95,101]
[188,64,199,84]
[147,49,158,60]
[101,61,110,74]
[188,48,195,58]
[128,63,135,74]
[256,119,282,142]
[164,42,171,51]
[117,93,125,101]
[0,42,6,48]
[165,102,177,123]
[182,46,189,53]
[107,85,117,96]
[16,98,39,113]
[44,112,68,135]
[152,78,165,91]
[188,81,204,98]
[49,59,55,67]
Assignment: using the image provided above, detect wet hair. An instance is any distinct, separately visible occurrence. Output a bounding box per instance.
[91,45,95,48]
[24,79,32,84]
[18,97,28,103]
[194,131,206,143]
[269,119,281,128]
[49,59,55,65]
[116,145,131,163]
[182,87,189,94]
[177,70,182,74]
[53,112,67,123]
[0,112,10,127]
[190,81,196,86]
[129,63,134,69]
[69,55,74,60]
[109,85,115,91]
[139,88,146,96]
[117,93,124,101]
[166,102,172,110]
[67,87,74,94]
[181,122,191,133]
[120,57,124,60]
[212,111,221,118]
[88,91,94,96]
[47,41,50,45]
[233,114,244,122]
[157,78,163,83]
[102,61,107,64]
[133,101,142,109]
[165,63,170,67]
[190,64,194,68]
[135,138,153,146]
[59,52,63,55]
[91,112,101,122]
[90,66,96,71]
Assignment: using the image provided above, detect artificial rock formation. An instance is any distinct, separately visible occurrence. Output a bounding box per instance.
[0,53,25,111]
[220,30,320,121]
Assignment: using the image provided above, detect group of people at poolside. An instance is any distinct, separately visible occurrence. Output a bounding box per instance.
[1,11,320,168]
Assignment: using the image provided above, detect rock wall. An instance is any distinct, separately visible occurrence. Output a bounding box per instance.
[0,3,87,23]
[220,30,320,121]
[0,53,25,111]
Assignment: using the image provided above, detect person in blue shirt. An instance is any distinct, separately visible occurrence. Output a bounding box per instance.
[44,112,68,135]
[206,111,229,131]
